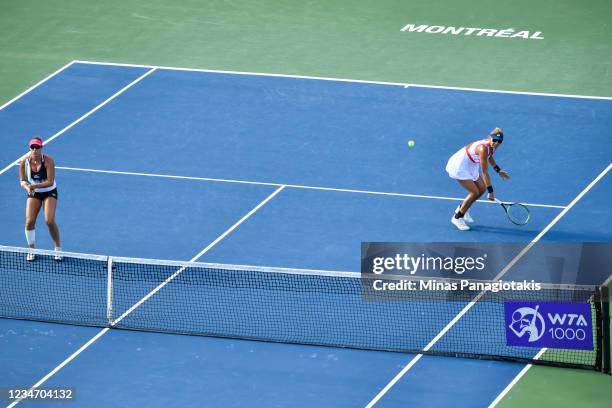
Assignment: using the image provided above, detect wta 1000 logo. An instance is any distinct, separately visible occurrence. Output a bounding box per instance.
[503,301,593,350]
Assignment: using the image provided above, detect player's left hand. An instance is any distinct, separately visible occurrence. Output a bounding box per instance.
[487,192,495,201]
[499,170,510,180]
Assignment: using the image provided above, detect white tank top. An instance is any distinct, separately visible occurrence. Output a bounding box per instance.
[465,139,494,163]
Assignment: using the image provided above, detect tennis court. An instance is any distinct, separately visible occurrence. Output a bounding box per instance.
[1,1,612,407]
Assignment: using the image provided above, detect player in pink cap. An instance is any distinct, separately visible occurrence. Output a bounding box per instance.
[18,137,62,261]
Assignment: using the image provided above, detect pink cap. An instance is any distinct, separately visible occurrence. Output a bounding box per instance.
[29,137,43,148]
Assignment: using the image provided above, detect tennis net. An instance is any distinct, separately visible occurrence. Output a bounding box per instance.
[0,246,609,372]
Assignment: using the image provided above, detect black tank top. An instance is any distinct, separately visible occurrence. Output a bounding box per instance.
[29,156,48,182]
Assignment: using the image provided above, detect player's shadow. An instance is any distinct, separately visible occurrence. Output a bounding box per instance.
[469,225,541,238]
[540,230,612,241]
[471,226,612,241]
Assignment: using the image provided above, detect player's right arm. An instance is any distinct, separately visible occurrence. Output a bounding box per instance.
[477,145,495,201]
[18,159,32,194]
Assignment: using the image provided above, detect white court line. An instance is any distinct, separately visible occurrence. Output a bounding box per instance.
[487,348,547,408]
[365,162,611,408]
[0,61,76,111]
[111,185,286,325]
[7,185,286,407]
[0,68,157,177]
[52,165,567,210]
[6,328,110,408]
[73,60,612,100]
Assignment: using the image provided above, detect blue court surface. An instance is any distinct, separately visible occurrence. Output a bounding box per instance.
[1,62,611,407]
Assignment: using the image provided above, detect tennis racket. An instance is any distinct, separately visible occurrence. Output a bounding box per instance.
[494,198,531,226]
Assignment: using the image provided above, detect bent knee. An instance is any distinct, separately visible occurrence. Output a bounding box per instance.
[25,220,36,229]
[45,219,56,227]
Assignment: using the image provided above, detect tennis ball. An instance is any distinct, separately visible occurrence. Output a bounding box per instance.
[408,140,415,148]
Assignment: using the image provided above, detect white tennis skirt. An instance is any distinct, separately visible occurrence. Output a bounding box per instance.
[446,149,480,181]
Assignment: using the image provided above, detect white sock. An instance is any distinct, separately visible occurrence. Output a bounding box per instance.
[25,229,35,246]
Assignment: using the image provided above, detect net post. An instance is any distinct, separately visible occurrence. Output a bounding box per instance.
[106,256,113,325]
[601,282,611,374]
[594,287,603,372]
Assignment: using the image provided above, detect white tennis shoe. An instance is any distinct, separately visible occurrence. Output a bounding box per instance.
[26,252,35,261]
[456,206,474,223]
[54,247,63,262]
[451,215,471,231]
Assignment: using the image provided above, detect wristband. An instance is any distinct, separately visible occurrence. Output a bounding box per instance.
[493,165,501,173]
[487,185,494,193]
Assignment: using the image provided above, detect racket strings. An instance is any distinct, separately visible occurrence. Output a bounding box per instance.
[506,203,530,225]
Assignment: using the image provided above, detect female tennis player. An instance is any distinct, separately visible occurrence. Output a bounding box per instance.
[18,137,62,260]
[446,128,510,230]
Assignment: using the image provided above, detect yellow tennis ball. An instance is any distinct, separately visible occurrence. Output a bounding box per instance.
[408,140,415,148]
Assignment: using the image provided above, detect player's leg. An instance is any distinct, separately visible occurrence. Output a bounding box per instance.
[43,197,62,260]
[43,197,61,248]
[458,176,486,223]
[452,180,480,230]
[457,179,481,213]
[474,176,487,198]
[25,197,42,260]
